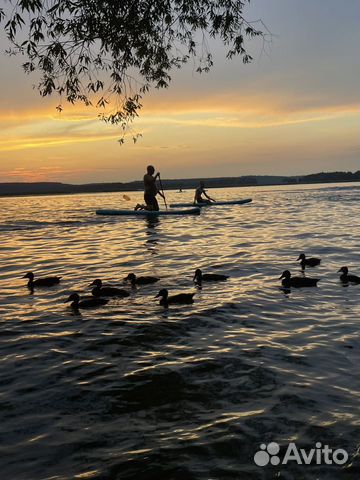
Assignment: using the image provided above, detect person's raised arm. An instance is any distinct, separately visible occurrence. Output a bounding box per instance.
[157,189,165,199]
[204,191,215,202]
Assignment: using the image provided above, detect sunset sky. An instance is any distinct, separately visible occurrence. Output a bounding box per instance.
[0,0,359,184]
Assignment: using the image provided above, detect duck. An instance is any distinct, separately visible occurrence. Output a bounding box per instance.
[65,292,108,309]
[193,268,229,284]
[338,267,360,284]
[297,253,321,269]
[124,273,160,286]
[279,270,320,288]
[155,288,195,307]
[90,279,130,298]
[23,271,61,288]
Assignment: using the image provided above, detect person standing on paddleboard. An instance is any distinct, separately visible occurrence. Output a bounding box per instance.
[194,181,215,205]
[135,165,165,211]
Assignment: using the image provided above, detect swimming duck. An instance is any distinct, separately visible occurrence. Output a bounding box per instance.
[124,273,160,286]
[279,270,320,288]
[90,279,130,298]
[193,268,229,284]
[23,272,61,288]
[65,292,108,309]
[297,253,321,269]
[338,267,360,284]
[155,288,195,307]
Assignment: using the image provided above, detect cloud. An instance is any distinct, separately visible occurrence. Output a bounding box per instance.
[0,93,357,155]
[0,166,83,182]
[138,100,358,130]
[0,164,123,182]
[0,132,121,152]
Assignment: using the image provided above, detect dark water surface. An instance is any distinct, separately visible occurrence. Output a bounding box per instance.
[0,183,359,480]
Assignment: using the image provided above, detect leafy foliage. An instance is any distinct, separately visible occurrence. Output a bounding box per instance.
[1,0,266,136]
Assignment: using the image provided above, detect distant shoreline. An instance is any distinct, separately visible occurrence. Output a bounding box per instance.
[0,171,359,198]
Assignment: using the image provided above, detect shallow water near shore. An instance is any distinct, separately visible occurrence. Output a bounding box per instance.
[0,183,359,480]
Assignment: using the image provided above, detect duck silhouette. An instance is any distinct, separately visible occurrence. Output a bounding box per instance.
[23,272,61,288]
[155,288,195,307]
[193,268,228,285]
[90,279,130,298]
[338,267,360,284]
[297,253,321,269]
[65,292,108,309]
[280,270,319,288]
[124,273,160,286]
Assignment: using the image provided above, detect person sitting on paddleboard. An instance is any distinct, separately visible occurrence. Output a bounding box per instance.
[194,181,215,205]
[135,165,165,211]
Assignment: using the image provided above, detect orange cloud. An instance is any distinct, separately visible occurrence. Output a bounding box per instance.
[0,133,121,152]
[2,166,76,182]
[0,101,356,156]
[0,165,121,182]
[0,90,357,126]
[141,90,359,116]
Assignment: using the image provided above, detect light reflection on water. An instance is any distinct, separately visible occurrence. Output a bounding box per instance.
[0,183,359,479]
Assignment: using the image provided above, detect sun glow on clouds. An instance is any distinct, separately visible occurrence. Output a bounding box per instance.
[0,0,359,183]
[1,109,116,148]
[0,93,358,182]
[0,96,357,151]
[141,105,358,130]
[3,166,88,182]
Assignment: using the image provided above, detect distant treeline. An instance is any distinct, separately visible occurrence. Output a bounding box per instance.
[0,171,359,196]
[298,171,360,183]
[0,176,258,196]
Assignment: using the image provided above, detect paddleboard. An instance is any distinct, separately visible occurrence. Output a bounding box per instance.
[169,198,252,208]
[96,207,201,216]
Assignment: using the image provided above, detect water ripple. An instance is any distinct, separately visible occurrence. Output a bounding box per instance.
[0,183,359,479]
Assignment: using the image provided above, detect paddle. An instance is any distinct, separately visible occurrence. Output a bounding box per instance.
[158,173,168,210]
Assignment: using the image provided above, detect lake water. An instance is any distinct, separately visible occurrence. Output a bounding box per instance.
[0,183,359,480]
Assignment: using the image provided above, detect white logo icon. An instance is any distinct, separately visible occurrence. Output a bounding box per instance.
[254,442,280,466]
